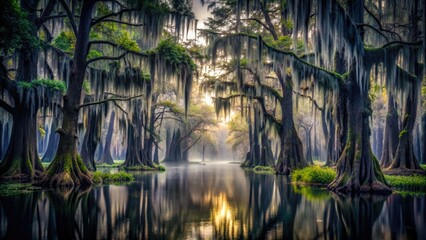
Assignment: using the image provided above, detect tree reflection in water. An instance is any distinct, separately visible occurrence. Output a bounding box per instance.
[0,163,424,239]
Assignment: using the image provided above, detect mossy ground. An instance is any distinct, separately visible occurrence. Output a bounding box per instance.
[92,171,134,184]
[121,164,165,171]
[0,182,42,196]
[385,175,426,192]
[252,165,275,174]
[96,160,125,168]
[291,165,426,193]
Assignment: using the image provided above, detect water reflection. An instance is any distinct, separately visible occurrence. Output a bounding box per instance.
[0,163,424,239]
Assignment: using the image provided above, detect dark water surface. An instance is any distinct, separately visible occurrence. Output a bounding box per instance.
[0,163,425,239]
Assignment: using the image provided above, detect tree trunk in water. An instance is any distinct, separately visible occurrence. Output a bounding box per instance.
[0,0,43,179]
[328,70,390,193]
[389,89,423,171]
[0,103,43,179]
[123,107,154,168]
[163,129,183,162]
[380,94,399,168]
[80,108,101,171]
[259,132,275,166]
[39,0,95,186]
[388,0,423,172]
[42,117,60,162]
[275,74,308,175]
[98,111,115,165]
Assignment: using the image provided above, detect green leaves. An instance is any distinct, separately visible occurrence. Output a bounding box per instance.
[0,0,38,54]
[154,37,196,70]
[17,79,67,94]
[52,30,76,52]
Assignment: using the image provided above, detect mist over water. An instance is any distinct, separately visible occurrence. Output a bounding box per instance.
[0,163,424,239]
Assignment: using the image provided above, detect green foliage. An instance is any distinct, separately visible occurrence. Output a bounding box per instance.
[0,0,38,54]
[17,79,67,94]
[292,166,337,185]
[153,38,196,70]
[399,129,408,138]
[38,126,46,138]
[52,30,76,52]
[83,80,91,94]
[385,175,426,192]
[157,100,184,115]
[92,171,134,184]
[0,183,42,196]
[421,164,426,170]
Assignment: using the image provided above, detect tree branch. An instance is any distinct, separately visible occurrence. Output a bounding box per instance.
[91,9,138,26]
[86,52,127,65]
[0,98,14,114]
[292,90,324,111]
[78,94,143,109]
[95,19,144,26]
[59,0,78,35]
[363,4,402,41]
[241,18,276,38]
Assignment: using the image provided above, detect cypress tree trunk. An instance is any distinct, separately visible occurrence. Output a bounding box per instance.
[42,117,60,162]
[40,0,95,186]
[163,129,183,162]
[380,94,399,168]
[388,0,423,173]
[0,103,43,178]
[328,68,390,193]
[275,74,308,175]
[80,107,101,171]
[123,106,154,168]
[0,0,43,179]
[98,111,115,165]
[389,90,423,171]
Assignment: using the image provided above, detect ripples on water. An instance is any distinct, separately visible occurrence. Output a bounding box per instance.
[0,162,424,239]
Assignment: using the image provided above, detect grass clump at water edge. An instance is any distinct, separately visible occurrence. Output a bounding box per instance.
[120,164,166,172]
[385,175,426,192]
[253,165,275,174]
[291,166,337,185]
[92,171,134,184]
[0,182,42,196]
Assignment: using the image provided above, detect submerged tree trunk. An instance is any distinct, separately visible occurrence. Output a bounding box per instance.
[40,0,95,186]
[98,111,115,165]
[328,68,390,193]
[380,94,399,168]
[275,74,308,175]
[0,104,43,178]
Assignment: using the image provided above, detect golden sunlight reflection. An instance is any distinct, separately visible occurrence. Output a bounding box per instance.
[210,192,247,239]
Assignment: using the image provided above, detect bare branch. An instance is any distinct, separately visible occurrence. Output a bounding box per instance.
[91,9,138,26]
[86,52,127,65]
[59,0,78,35]
[0,98,14,114]
[78,94,143,109]
[96,19,144,26]
[292,91,324,111]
